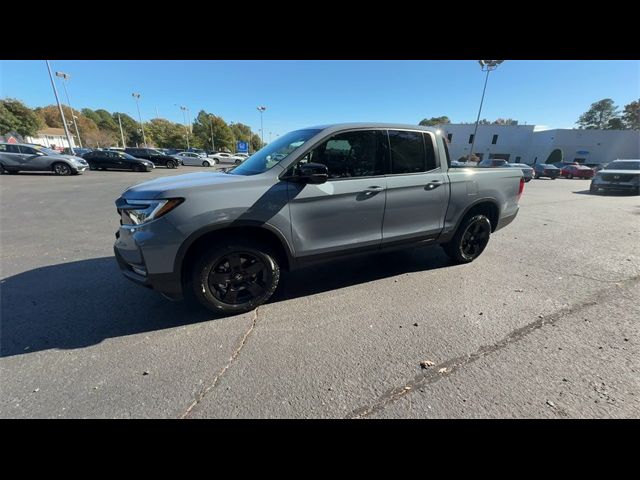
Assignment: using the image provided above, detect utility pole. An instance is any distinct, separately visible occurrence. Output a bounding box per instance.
[209,115,215,151]
[55,71,83,149]
[45,61,75,154]
[132,93,147,147]
[468,60,504,162]
[256,106,266,145]
[117,113,126,148]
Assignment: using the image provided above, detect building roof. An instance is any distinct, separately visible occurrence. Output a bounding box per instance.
[37,127,66,136]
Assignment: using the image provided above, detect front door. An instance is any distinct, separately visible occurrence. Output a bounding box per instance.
[17,145,50,171]
[287,129,389,257]
[382,130,448,243]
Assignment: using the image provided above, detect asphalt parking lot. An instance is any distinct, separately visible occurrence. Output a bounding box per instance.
[1,168,638,418]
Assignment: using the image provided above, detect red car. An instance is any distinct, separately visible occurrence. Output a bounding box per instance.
[560,164,594,179]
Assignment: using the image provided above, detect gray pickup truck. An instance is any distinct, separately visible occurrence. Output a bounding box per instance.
[114,123,523,315]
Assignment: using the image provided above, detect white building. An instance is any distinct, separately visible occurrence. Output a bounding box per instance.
[24,128,76,152]
[438,123,639,166]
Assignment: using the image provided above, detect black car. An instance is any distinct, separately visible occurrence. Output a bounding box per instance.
[124,148,179,168]
[532,163,560,179]
[83,150,155,172]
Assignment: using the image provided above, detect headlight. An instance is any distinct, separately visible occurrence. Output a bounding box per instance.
[120,198,184,226]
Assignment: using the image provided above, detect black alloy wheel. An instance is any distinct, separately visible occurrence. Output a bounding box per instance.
[191,241,280,315]
[442,214,492,264]
[166,160,176,169]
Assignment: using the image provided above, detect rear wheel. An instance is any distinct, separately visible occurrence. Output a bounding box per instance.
[442,214,492,264]
[567,173,573,179]
[166,160,176,169]
[190,239,280,315]
[53,162,71,176]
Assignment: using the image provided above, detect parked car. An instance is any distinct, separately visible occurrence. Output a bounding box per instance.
[114,123,523,315]
[124,148,179,169]
[589,163,609,172]
[477,159,509,168]
[63,147,93,156]
[185,148,207,156]
[235,153,250,159]
[551,162,578,169]
[83,150,155,172]
[0,143,88,175]
[560,164,594,179]
[175,151,217,167]
[450,160,474,168]
[164,148,183,156]
[532,163,560,179]
[211,152,245,165]
[590,159,640,194]
[507,163,534,182]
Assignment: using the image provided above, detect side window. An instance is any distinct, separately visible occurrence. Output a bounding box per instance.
[298,130,386,179]
[18,146,38,155]
[388,130,426,174]
[0,144,8,152]
[423,133,437,171]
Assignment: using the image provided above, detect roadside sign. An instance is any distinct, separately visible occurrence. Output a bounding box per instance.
[237,141,248,153]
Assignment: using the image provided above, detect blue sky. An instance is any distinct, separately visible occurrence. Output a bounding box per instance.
[1,60,638,136]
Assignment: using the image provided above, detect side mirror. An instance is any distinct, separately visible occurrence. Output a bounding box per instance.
[297,162,328,184]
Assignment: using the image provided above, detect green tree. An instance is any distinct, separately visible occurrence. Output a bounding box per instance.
[145,118,187,148]
[81,108,102,126]
[250,133,263,152]
[192,112,235,151]
[492,118,519,125]
[112,112,143,146]
[577,98,620,129]
[94,109,118,132]
[0,98,44,136]
[622,99,639,130]
[419,116,450,126]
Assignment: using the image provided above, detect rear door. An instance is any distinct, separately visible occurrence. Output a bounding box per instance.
[0,144,24,169]
[287,129,389,257]
[381,130,448,244]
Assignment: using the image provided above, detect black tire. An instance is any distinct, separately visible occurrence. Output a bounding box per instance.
[191,239,280,315]
[166,160,176,169]
[590,182,599,193]
[52,162,71,176]
[202,160,210,167]
[235,159,242,165]
[134,164,145,172]
[567,173,573,179]
[533,172,539,179]
[0,164,6,174]
[442,214,492,264]
[88,161,97,170]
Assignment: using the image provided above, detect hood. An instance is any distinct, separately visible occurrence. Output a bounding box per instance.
[122,171,254,199]
[60,154,86,162]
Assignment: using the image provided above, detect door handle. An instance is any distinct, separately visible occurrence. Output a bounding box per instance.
[363,186,385,193]
[425,180,443,190]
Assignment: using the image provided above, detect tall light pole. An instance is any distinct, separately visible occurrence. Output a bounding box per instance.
[131,93,147,147]
[257,106,266,145]
[179,106,190,149]
[468,60,504,162]
[117,113,126,148]
[55,71,83,149]
[45,61,74,154]
[209,115,215,152]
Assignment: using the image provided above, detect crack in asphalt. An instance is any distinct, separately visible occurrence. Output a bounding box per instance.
[346,274,640,419]
[179,307,260,419]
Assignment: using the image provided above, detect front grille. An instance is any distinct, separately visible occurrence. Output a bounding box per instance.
[602,174,634,182]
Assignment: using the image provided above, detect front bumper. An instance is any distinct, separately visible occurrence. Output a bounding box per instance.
[113,217,185,299]
[593,178,640,192]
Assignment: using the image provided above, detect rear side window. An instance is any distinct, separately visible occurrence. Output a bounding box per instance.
[1,144,21,153]
[423,133,437,171]
[388,130,427,174]
[18,146,38,155]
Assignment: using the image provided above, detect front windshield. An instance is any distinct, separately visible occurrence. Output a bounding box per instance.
[35,146,60,155]
[228,129,321,176]
[605,161,640,170]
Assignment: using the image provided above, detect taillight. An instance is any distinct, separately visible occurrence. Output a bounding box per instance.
[517,177,525,202]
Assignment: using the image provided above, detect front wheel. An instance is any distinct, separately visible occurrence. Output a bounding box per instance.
[53,162,72,176]
[191,240,280,315]
[567,173,573,179]
[166,160,176,169]
[590,182,599,193]
[88,161,97,170]
[202,160,211,167]
[442,214,492,264]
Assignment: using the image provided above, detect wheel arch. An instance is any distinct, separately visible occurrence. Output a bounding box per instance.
[441,198,500,243]
[177,222,294,289]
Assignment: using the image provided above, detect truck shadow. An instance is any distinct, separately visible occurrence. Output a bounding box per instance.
[0,248,451,358]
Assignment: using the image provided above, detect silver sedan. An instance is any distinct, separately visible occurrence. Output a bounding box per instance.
[174,152,217,167]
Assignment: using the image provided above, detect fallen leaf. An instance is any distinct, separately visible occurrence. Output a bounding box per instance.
[142,371,150,376]
[438,368,448,374]
[420,360,435,369]
[514,288,524,292]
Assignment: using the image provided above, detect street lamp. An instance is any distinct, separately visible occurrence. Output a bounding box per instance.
[179,105,190,149]
[256,106,266,145]
[131,93,147,147]
[55,71,83,149]
[209,114,215,152]
[467,60,504,162]
[45,61,74,154]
